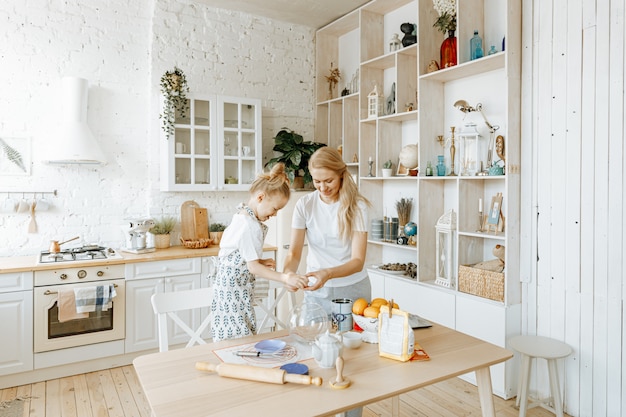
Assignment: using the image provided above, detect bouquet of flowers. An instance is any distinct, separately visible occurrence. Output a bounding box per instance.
[432,0,457,33]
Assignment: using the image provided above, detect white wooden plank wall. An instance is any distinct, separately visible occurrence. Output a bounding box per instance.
[520,0,625,416]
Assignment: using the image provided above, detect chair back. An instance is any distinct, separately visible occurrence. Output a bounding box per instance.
[151,287,213,352]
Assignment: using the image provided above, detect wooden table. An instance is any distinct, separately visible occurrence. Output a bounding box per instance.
[133,324,513,417]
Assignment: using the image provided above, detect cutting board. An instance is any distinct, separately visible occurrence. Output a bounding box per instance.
[194,208,209,239]
[180,200,200,240]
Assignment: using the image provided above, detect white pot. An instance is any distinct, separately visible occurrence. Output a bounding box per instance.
[382,169,393,177]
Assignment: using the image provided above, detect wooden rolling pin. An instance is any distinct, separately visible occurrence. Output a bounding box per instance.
[195,362,322,386]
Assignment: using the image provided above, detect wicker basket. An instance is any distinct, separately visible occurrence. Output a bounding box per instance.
[180,238,212,249]
[458,265,504,302]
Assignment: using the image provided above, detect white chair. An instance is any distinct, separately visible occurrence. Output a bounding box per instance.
[150,287,213,352]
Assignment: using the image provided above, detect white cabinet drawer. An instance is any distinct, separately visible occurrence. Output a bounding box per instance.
[125,258,202,280]
[0,272,33,293]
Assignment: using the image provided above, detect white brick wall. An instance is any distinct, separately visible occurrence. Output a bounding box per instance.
[0,0,316,256]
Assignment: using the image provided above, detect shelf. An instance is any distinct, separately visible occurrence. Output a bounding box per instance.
[367,240,418,251]
[360,176,418,181]
[458,231,506,240]
[420,53,505,82]
[316,92,359,106]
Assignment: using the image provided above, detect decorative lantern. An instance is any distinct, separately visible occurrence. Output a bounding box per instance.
[458,122,482,176]
[367,85,383,119]
[435,209,457,288]
[389,34,401,52]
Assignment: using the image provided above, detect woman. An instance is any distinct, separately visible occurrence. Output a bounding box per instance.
[283,146,371,315]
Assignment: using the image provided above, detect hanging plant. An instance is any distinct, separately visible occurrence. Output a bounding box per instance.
[159,67,190,140]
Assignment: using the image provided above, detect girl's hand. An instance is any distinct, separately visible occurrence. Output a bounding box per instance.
[304,269,331,291]
[283,272,308,290]
[260,258,276,269]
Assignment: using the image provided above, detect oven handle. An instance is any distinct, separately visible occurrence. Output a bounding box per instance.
[44,283,119,295]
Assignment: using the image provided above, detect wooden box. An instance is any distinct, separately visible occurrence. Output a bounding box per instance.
[458,265,504,302]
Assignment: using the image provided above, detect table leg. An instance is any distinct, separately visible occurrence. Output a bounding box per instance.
[518,354,531,416]
[547,359,564,417]
[475,367,496,417]
[391,395,400,417]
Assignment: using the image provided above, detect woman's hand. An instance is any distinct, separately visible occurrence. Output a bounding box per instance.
[283,272,308,290]
[259,258,276,269]
[304,269,331,291]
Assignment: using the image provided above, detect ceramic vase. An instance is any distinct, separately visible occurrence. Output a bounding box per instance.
[440,30,457,68]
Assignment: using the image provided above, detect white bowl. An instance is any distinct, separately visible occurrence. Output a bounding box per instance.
[342,331,362,349]
[352,314,379,343]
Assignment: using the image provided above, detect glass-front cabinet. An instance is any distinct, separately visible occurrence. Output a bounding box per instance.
[161,95,262,191]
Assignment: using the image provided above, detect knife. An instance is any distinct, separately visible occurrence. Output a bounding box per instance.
[235,351,277,357]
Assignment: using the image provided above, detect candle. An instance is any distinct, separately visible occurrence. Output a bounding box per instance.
[479,198,483,212]
[368,156,373,162]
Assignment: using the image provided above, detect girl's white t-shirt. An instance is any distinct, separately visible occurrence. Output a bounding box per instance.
[218,213,264,262]
[292,190,368,287]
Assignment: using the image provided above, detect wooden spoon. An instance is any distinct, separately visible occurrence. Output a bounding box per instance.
[28,201,37,234]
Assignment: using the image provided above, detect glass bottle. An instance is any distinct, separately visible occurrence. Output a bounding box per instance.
[440,30,457,68]
[426,161,433,176]
[470,30,484,60]
[436,155,446,176]
[488,45,497,55]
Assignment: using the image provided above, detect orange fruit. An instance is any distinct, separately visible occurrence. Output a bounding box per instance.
[370,298,388,308]
[392,302,399,309]
[352,298,369,315]
[363,306,380,318]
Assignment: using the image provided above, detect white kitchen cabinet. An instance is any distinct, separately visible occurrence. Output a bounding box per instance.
[124,258,206,352]
[316,0,521,399]
[161,95,262,192]
[0,272,33,376]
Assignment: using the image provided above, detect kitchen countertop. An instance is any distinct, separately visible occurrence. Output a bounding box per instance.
[0,245,278,274]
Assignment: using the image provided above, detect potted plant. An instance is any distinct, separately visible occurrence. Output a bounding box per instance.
[160,67,190,140]
[209,222,227,246]
[150,216,177,249]
[265,128,326,189]
[382,159,393,177]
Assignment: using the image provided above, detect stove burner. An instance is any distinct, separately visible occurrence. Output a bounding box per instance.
[38,245,118,264]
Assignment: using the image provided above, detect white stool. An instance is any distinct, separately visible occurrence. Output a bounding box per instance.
[509,335,572,417]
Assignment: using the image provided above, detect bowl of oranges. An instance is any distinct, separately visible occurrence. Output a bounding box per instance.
[351,298,399,343]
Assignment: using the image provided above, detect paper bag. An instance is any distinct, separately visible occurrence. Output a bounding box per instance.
[378,305,414,362]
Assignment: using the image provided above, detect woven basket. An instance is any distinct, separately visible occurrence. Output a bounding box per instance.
[458,265,504,302]
[179,238,212,249]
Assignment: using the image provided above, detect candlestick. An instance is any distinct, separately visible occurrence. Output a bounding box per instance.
[479,198,483,212]
[368,156,373,162]
[448,127,456,176]
[367,160,374,177]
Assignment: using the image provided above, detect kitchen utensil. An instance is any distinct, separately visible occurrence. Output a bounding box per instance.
[28,201,37,233]
[16,199,29,213]
[234,351,278,357]
[49,236,80,253]
[254,339,286,353]
[1,197,16,213]
[195,362,322,386]
[36,198,50,211]
[180,200,200,240]
[312,330,343,369]
[193,207,209,239]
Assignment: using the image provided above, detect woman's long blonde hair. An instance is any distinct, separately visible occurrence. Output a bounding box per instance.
[309,147,370,242]
[249,162,291,199]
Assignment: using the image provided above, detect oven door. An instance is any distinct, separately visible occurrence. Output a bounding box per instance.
[34,279,125,353]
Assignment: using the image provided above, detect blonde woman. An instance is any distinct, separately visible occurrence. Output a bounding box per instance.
[211,163,308,342]
[284,146,371,315]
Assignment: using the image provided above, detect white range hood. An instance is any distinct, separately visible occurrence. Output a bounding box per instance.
[45,77,106,165]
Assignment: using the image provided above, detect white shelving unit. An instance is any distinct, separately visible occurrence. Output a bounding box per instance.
[315,0,521,399]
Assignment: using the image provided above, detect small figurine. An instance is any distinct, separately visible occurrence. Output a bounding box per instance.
[427,60,440,73]
[400,23,417,47]
[352,153,358,163]
[386,82,396,115]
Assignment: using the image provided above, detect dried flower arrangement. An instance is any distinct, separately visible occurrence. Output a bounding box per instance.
[325,63,341,100]
[432,0,457,33]
[395,197,413,226]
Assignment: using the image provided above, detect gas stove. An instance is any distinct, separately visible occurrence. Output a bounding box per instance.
[38,246,123,264]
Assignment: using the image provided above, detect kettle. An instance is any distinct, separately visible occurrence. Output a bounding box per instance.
[312,330,343,368]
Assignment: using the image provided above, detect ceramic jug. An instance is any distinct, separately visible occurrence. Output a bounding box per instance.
[312,330,343,368]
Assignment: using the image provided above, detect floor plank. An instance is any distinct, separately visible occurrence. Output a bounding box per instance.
[0,366,572,417]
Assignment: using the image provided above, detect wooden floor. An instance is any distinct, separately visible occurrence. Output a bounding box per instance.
[0,365,571,417]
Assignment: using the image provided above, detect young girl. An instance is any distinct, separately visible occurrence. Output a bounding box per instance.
[211,163,308,342]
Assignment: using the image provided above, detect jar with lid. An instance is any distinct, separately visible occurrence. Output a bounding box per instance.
[436,155,446,176]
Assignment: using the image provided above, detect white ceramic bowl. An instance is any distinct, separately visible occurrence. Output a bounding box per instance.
[342,331,362,349]
[352,314,379,343]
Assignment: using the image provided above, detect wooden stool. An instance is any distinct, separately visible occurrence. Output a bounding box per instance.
[509,335,572,417]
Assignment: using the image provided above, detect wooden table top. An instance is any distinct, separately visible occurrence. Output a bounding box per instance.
[133,324,513,417]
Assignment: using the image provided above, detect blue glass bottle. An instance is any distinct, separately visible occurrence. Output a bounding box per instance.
[470,30,484,60]
[436,155,446,176]
[488,45,497,55]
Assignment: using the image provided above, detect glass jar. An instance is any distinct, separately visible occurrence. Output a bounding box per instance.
[440,30,457,68]
[436,155,446,176]
[426,161,433,176]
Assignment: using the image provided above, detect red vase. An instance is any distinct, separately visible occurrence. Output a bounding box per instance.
[440,30,457,68]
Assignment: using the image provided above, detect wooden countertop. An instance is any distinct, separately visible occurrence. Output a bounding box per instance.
[0,245,278,274]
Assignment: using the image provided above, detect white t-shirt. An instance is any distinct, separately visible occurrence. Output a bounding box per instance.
[292,190,368,287]
[218,212,264,262]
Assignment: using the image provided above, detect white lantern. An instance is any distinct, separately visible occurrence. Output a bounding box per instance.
[458,122,482,176]
[435,209,457,288]
[367,85,383,119]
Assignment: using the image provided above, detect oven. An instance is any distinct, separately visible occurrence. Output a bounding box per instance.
[34,264,125,353]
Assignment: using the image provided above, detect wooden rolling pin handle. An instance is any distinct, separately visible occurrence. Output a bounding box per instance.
[195,362,321,386]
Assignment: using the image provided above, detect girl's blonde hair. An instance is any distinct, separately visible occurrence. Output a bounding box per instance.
[250,162,291,199]
[309,147,370,242]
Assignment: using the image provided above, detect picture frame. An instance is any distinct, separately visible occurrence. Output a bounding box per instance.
[0,137,31,176]
[396,160,409,176]
[485,192,505,233]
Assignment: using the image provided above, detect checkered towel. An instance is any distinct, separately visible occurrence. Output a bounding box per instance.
[74,285,117,313]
